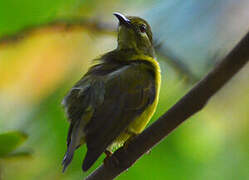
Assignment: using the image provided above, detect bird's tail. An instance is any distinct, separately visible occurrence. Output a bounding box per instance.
[62,147,74,173]
[62,121,85,172]
[82,148,104,171]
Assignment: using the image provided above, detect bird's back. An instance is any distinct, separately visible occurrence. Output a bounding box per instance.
[62,50,160,171]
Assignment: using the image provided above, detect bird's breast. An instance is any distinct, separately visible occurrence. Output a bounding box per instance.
[107,55,161,151]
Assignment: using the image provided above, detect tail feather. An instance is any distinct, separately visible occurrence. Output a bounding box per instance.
[62,150,74,173]
[62,121,85,172]
[82,148,103,171]
[66,124,73,146]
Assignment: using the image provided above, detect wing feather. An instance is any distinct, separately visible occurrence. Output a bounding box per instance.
[82,62,155,171]
[62,61,156,171]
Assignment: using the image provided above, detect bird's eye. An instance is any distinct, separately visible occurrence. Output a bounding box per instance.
[139,24,146,33]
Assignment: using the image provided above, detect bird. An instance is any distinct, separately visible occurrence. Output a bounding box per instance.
[61,12,161,172]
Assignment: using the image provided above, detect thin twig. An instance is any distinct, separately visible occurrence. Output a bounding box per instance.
[156,45,199,83]
[0,17,198,83]
[0,18,115,44]
[85,31,249,180]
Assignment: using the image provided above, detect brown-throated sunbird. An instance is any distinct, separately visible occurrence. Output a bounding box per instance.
[62,12,161,172]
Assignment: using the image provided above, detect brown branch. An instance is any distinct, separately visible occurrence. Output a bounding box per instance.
[0,17,199,83]
[85,31,249,180]
[0,18,115,44]
[156,45,199,84]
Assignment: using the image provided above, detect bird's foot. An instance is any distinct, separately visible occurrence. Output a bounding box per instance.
[104,150,120,168]
[123,131,137,148]
[104,150,112,157]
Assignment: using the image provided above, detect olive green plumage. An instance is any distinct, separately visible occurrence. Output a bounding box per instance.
[62,12,161,172]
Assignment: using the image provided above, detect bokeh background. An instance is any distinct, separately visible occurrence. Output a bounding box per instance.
[0,0,248,179]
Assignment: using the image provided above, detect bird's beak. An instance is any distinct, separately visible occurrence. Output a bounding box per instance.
[113,12,131,27]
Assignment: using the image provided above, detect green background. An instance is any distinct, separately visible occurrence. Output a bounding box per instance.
[0,0,248,179]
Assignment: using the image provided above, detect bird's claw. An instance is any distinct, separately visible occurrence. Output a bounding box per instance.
[104,150,120,168]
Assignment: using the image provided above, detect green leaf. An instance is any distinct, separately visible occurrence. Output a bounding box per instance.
[0,131,28,157]
[3,151,32,159]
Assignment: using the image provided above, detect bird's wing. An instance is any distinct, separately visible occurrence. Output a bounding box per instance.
[62,62,156,171]
[62,62,124,125]
[82,62,156,171]
[62,64,110,171]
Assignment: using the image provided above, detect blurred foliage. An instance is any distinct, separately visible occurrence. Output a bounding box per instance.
[0,131,28,158]
[0,0,248,180]
[0,0,77,36]
[146,0,249,77]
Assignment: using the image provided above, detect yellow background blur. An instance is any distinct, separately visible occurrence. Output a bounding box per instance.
[0,0,248,179]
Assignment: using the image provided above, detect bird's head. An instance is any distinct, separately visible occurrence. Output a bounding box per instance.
[114,12,155,57]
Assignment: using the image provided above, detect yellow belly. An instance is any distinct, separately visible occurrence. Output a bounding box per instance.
[107,92,159,151]
[128,98,159,134]
[107,55,161,151]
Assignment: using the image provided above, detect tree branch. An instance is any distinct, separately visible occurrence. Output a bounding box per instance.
[85,31,249,180]
[156,45,199,84]
[0,18,115,44]
[0,18,199,83]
